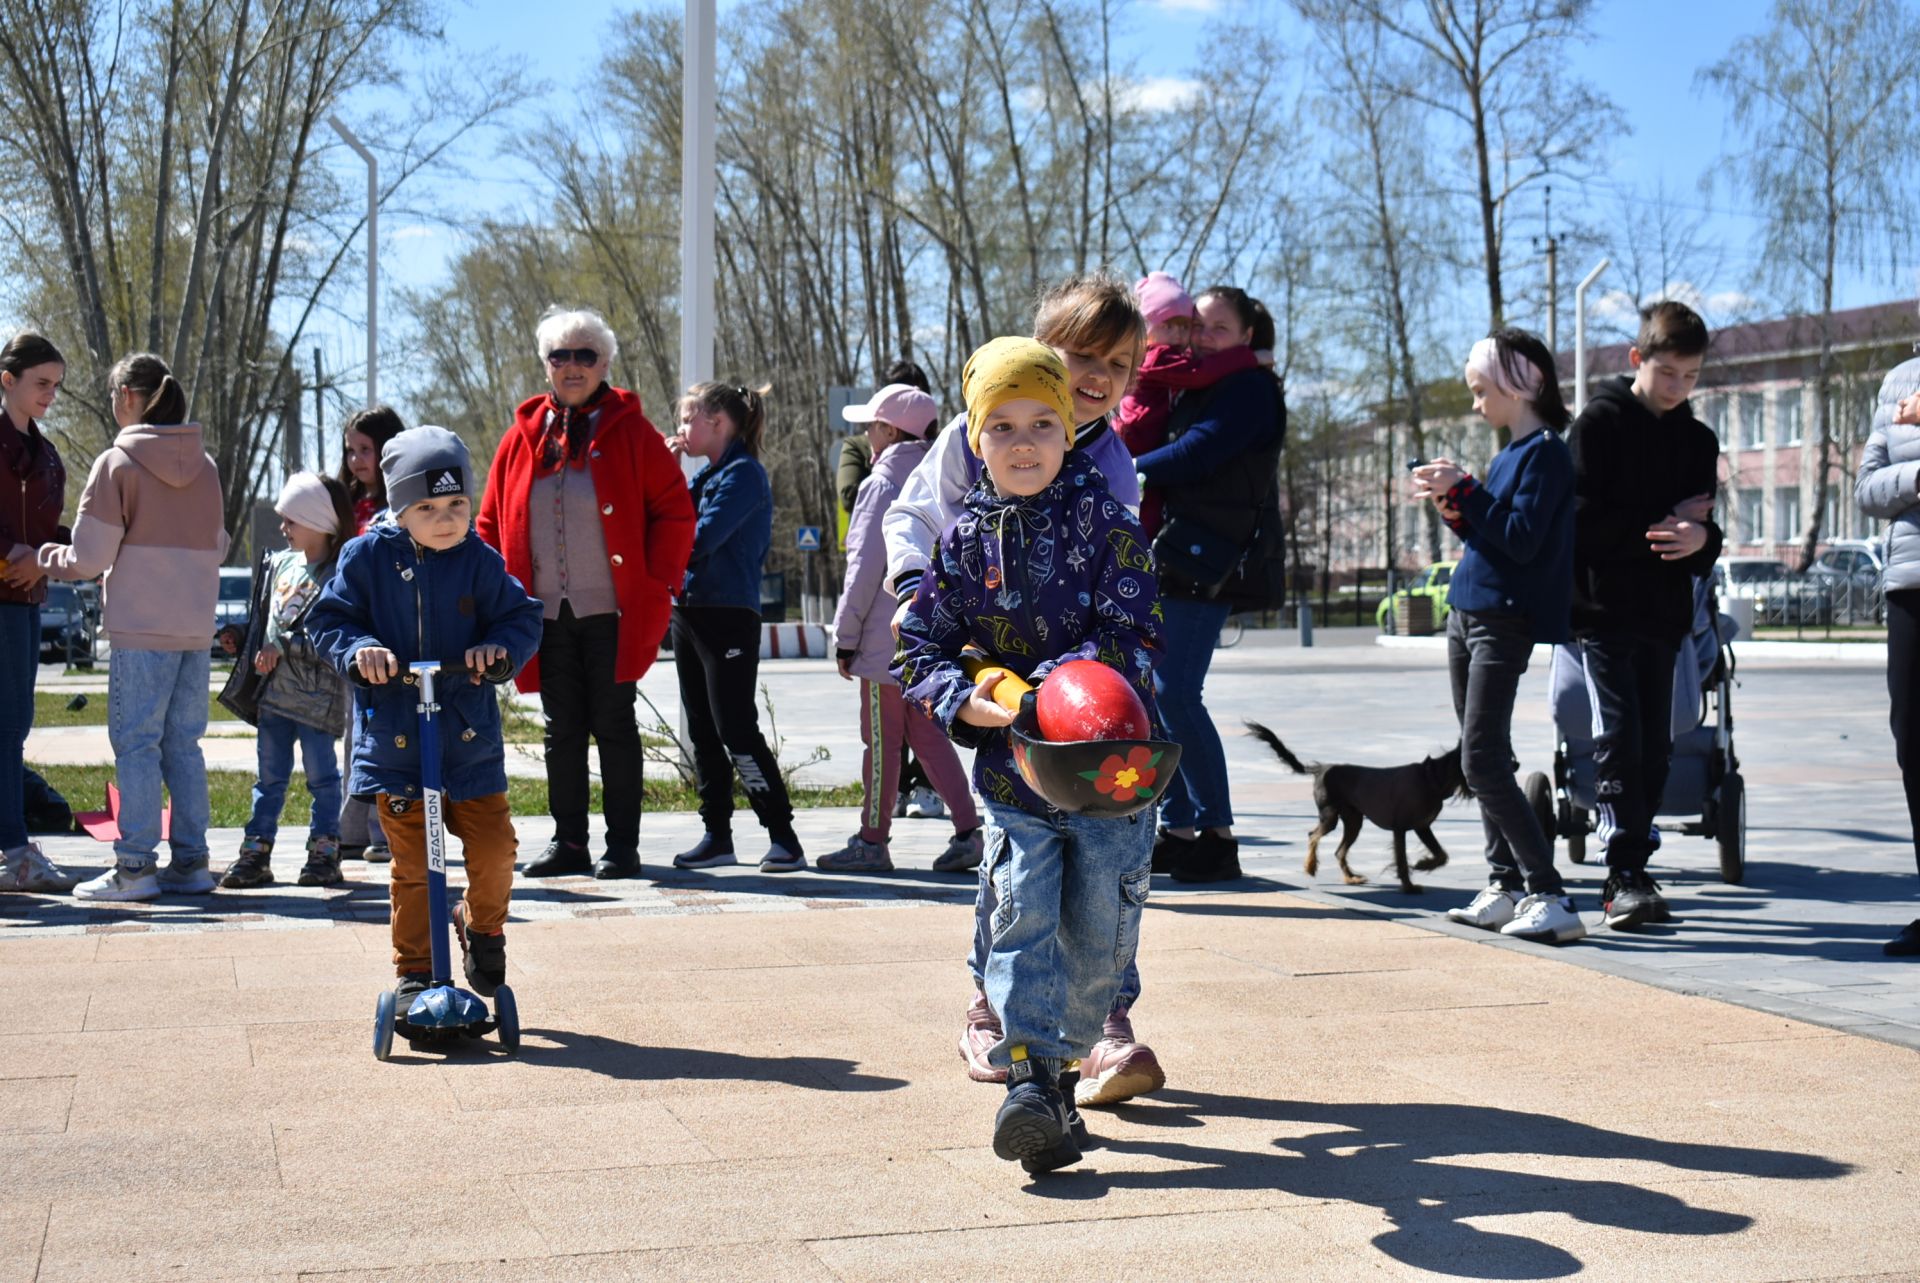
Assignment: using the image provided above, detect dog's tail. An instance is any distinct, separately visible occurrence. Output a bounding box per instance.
[1244,721,1312,775]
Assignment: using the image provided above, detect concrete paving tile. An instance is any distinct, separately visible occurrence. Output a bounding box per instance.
[1,1118,277,1197]
[89,923,371,962]
[0,1201,46,1283]
[34,1179,547,1282]
[663,1080,985,1162]
[275,1100,714,1186]
[6,990,89,1035]
[0,1074,71,1134]
[0,1024,252,1077]
[82,983,369,1030]
[805,1206,1389,1282]
[9,955,236,995]
[233,953,396,989]
[513,1154,1042,1254]
[301,1242,840,1283]
[0,934,95,964]
[64,1061,452,1130]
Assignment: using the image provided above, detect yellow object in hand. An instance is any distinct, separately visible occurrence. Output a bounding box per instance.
[960,649,1032,712]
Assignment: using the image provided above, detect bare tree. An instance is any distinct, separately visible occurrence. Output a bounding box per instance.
[1700,0,1920,567]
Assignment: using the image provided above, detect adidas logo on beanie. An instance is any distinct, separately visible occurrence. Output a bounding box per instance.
[382,426,471,513]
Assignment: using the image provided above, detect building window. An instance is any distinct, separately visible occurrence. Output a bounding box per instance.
[1739,488,1764,543]
[1779,392,1803,446]
[1775,486,1801,542]
[1739,392,1766,449]
[1704,396,1730,445]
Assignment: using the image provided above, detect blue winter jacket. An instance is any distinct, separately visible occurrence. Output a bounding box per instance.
[893,469,1163,814]
[1444,427,1576,643]
[682,440,772,611]
[308,524,544,803]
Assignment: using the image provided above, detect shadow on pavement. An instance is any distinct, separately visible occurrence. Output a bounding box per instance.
[518,1028,910,1092]
[1036,1089,1851,1279]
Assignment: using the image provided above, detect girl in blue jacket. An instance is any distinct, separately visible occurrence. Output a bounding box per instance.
[1413,329,1582,945]
[666,382,805,873]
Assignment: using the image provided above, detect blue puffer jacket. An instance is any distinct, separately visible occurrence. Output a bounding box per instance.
[308,525,544,803]
[682,440,772,611]
[894,469,1163,814]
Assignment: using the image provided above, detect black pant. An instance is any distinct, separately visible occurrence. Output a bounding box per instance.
[1448,609,1562,896]
[671,605,794,836]
[540,602,642,851]
[1885,590,1920,877]
[1582,630,1680,874]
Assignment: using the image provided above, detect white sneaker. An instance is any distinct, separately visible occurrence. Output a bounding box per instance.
[1446,885,1519,929]
[1502,894,1588,944]
[1,842,79,892]
[904,786,945,820]
[155,859,216,894]
[73,865,162,902]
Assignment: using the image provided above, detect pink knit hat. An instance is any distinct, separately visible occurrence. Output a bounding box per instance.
[1135,271,1194,328]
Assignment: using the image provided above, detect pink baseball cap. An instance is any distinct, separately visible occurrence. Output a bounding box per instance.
[1136,271,1194,328]
[842,383,938,436]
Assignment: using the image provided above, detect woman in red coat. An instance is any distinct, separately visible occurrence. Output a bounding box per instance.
[478,307,695,879]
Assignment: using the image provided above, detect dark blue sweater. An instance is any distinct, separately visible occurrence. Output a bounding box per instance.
[1445,427,1575,643]
[682,440,772,612]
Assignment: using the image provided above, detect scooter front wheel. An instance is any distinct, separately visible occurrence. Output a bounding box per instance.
[373,990,397,1062]
[494,984,520,1055]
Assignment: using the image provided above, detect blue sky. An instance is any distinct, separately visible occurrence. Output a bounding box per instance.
[312,0,1901,406]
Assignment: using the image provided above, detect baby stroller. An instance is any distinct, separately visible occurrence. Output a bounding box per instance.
[1526,578,1747,884]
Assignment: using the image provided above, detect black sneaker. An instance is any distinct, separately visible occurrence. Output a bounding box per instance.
[594,849,642,880]
[452,901,507,996]
[1151,829,1194,875]
[1057,1067,1093,1151]
[1884,919,1920,957]
[393,971,432,1007]
[1603,869,1671,930]
[992,1058,1081,1174]
[1169,831,1241,883]
[523,839,591,878]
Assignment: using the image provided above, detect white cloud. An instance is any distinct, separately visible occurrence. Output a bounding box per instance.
[1112,75,1204,113]
[1145,0,1223,12]
[1592,281,1762,329]
[391,225,439,242]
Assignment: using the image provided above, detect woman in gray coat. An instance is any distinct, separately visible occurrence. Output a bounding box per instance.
[1855,354,1920,956]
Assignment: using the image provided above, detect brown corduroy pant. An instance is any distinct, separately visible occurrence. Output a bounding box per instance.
[379,791,517,975]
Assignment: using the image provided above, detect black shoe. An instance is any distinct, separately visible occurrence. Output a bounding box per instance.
[1885,919,1920,957]
[523,839,591,878]
[1169,831,1241,883]
[672,832,737,869]
[393,971,432,1007]
[452,901,506,997]
[594,849,642,880]
[993,1059,1081,1174]
[1602,869,1671,930]
[1151,828,1195,875]
[1057,1068,1093,1150]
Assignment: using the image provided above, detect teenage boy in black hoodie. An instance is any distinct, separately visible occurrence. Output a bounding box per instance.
[1569,301,1723,929]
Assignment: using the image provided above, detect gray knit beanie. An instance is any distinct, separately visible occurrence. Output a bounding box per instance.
[381,426,470,514]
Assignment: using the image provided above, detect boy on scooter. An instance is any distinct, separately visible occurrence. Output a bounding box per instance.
[309,427,543,1006]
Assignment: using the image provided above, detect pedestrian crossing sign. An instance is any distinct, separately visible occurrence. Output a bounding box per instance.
[796,526,823,552]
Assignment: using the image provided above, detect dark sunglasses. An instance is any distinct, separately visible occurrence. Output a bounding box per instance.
[545,347,600,368]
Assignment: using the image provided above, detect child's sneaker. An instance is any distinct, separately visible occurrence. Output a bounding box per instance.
[155,857,216,894]
[672,832,737,869]
[1501,893,1587,944]
[759,839,806,874]
[992,1055,1080,1174]
[362,842,392,864]
[1075,1003,1166,1106]
[452,901,506,996]
[1447,885,1519,930]
[904,786,945,820]
[959,990,1007,1083]
[73,864,161,902]
[393,971,432,1013]
[932,828,983,873]
[816,835,892,873]
[221,837,275,888]
[297,835,344,887]
[1057,1067,1092,1150]
[1,841,79,892]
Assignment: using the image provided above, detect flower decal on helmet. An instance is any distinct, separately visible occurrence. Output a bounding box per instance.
[1081,746,1162,802]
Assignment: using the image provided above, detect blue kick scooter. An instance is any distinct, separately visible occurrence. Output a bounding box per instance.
[372,660,520,1059]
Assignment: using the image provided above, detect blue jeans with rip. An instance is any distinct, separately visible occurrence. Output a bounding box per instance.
[108,648,212,869]
[980,801,1154,1070]
[1154,595,1234,830]
[0,605,38,851]
[246,711,343,844]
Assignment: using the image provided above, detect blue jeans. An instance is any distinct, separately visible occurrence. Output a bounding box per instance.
[0,605,38,851]
[1154,595,1233,830]
[971,853,1143,1010]
[108,648,211,869]
[247,711,343,843]
[980,801,1154,1068]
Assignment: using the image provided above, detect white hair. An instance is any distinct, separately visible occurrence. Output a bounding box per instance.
[535,306,619,366]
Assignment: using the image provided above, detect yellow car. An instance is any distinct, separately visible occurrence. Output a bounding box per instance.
[1376,561,1457,632]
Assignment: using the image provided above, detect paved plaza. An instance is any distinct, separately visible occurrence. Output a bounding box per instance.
[3,631,1917,1279]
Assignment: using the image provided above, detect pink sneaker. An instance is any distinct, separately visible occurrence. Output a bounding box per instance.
[958,990,1006,1083]
[1075,1003,1166,1107]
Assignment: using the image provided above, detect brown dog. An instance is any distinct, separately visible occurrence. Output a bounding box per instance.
[1245,721,1470,893]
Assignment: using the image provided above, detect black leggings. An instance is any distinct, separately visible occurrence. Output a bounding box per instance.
[671,606,794,838]
[1887,590,1920,877]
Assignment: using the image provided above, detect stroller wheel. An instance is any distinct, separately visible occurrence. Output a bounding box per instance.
[1524,772,1555,850]
[373,990,397,1062]
[1566,805,1589,864]
[1717,773,1746,885]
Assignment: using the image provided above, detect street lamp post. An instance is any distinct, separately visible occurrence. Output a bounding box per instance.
[328,115,378,404]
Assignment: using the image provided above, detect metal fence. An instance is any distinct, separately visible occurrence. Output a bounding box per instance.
[1724,573,1886,636]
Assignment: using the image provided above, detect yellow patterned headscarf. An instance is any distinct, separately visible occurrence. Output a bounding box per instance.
[961,336,1076,455]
